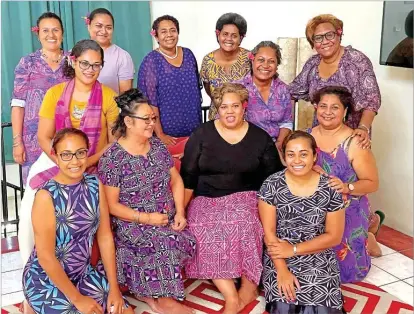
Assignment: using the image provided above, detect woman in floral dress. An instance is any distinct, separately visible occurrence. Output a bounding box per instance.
[22,128,132,314]
[309,86,382,283]
[98,88,196,314]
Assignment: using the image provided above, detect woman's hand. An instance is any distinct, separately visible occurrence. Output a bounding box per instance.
[146,213,169,226]
[107,287,125,314]
[267,241,294,259]
[159,133,177,146]
[277,268,301,302]
[352,128,371,149]
[13,143,25,165]
[328,176,349,194]
[74,295,103,314]
[312,165,327,176]
[171,214,187,231]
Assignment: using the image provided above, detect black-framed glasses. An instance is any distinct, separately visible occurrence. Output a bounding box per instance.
[59,149,88,161]
[313,31,337,43]
[78,60,103,72]
[129,115,158,124]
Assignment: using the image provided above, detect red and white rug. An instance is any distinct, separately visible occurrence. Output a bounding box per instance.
[2,280,413,314]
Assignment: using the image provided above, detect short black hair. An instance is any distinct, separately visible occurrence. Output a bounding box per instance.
[216,13,247,37]
[282,130,318,157]
[62,39,104,79]
[312,85,353,119]
[152,15,180,36]
[36,12,64,33]
[89,8,115,26]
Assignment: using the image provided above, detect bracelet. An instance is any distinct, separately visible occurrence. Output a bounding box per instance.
[293,244,297,256]
[132,211,140,224]
[358,124,370,133]
[12,142,22,147]
[13,134,21,140]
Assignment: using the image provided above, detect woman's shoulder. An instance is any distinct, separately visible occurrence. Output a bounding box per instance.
[46,82,66,97]
[301,53,321,70]
[202,50,216,63]
[343,45,373,65]
[264,169,286,185]
[101,83,118,97]
[101,142,122,160]
[111,44,132,56]
[83,173,100,187]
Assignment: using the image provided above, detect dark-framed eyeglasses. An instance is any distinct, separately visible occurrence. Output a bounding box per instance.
[59,149,88,161]
[78,60,103,72]
[129,115,158,124]
[313,31,337,43]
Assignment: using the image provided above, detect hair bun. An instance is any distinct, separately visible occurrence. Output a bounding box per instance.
[114,88,146,110]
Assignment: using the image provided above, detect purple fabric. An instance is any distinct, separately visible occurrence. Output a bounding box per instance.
[137,48,202,137]
[11,50,69,184]
[237,74,293,139]
[314,135,371,283]
[98,44,135,94]
[22,174,129,312]
[28,80,103,190]
[98,137,196,300]
[289,46,381,130]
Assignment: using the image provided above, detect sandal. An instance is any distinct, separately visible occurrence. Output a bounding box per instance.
[374,210,385,236]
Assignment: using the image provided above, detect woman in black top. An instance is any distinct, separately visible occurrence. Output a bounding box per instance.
[181,83,283,314]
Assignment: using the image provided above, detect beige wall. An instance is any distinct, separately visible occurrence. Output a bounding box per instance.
[151,1,414,236]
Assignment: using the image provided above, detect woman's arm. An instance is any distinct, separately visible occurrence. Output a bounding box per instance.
[348,140,379,195]
[170,167,185,217]
[119,80,133,94]
[118,50,135,94]
[11,107,25,164]
[32,190,103,313]
[258,199,288,270]
[37,117,56,160]
[103,184,168,226]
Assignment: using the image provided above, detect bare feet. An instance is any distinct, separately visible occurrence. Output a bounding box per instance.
[368,213,381,234]
[22,300,35,314]
[237,277,258,312]
[136,296,164,313]
[222,296,240,314]
[157,297,195,314]
[367,232,382,257]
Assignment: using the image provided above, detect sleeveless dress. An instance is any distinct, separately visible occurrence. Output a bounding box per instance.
[22,174,128,313]
[313,134,371,283]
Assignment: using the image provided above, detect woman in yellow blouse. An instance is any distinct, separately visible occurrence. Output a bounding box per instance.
[201,12,250,120]
[19,39,119,280]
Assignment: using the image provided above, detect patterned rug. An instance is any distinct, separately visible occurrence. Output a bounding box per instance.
[2,280,413,314]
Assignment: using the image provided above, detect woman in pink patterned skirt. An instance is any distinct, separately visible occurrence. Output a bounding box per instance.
[181,83,284,314]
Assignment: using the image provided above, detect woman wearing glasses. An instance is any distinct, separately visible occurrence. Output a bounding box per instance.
[18,39,119,273]
[289,14,381,150]
[22,128,133,314]
[98,89,196,314]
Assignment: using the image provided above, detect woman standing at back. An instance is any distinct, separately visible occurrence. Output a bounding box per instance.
[87,8,135,94]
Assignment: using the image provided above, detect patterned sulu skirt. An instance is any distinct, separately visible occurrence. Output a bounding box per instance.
[185,191,264,285]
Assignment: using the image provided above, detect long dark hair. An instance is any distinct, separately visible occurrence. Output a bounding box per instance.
[62,39,104,79]
[112,88,150,137]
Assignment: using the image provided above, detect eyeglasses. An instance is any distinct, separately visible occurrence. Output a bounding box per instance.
[78,60,103,72]
[59,149,88,161]
[129,115,158,124]
[313,31,337,43]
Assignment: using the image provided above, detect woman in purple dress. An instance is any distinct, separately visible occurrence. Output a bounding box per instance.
[22,128,133,314]
[237,41,293,152]
[98,89,196,314]
[309,86,382,283]
[289,14,381,150]
[11,12,69,185]
[138,15,202,166]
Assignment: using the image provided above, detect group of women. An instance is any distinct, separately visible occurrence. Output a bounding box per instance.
[10,8,384,314]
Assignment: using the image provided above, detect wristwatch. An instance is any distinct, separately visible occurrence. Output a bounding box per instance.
[348,183,355,193]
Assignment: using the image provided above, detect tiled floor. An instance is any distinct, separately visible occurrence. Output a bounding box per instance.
[1,226,413,311]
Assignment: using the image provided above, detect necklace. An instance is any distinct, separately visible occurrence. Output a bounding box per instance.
[158,46,178,59]
[41,49,63,64]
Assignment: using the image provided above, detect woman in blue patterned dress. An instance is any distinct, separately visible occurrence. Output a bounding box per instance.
[22,128,133,314]
[258,131,346,314]
[98,89,196,314]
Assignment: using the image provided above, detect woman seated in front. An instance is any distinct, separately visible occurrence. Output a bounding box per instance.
[258,130,346,314]
[309,86,381,284]
[22,128,133,314]
[180,83,284,314]
[98,88,196,314]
